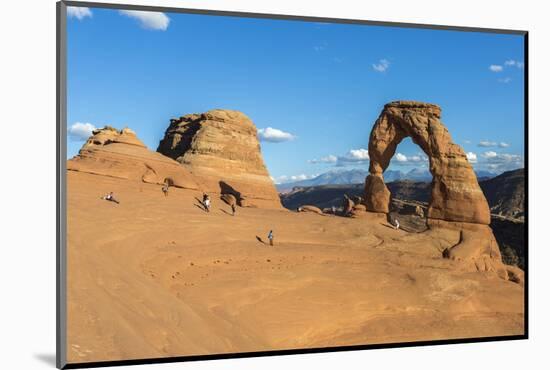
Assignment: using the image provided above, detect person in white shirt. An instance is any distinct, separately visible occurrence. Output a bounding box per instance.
[203,194,211,212]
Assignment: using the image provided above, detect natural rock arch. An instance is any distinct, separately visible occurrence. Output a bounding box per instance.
[364,101,490,225]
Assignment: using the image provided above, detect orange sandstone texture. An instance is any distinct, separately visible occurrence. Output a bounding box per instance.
[364,101,490,224]
[67,127,199,190]
[157,110,282,209]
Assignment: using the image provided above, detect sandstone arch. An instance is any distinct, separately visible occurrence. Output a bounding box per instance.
[364,101,490,225]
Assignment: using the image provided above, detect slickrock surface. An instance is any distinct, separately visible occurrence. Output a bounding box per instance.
[66,172,524,363]
[68,127,199,190]
[157,110,282,209]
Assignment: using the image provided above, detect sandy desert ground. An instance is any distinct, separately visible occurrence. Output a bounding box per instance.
[66,170,524,364]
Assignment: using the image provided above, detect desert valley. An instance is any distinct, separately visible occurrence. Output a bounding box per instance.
[66,102,525,364]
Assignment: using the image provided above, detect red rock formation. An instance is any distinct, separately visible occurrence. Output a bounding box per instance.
[364,101,490,224]
[68,127,199,190]
[364,101,519,281]
[157,110,282,209]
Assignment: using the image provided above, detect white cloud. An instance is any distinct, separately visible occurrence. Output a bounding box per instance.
[395,153,408,162]
[464,140,472,144]
[273,173,317,184]
[347,149,370,160]
[310,149,370,166]
[499,142,511,148]
[67,6,92,20]
[391,152,429,166]
[257,127,296,143]
[372,59,390,72]
[68,122,96,141]
[481,151,498,159]
[308,155,338,164]
[498,77,512,83]
[336,148,370,166]
[489,65,504,72]
[409,155,425,162]
[119,10,170,31]
[290,174,310,181]
[466,152,477,163]
[478,140,498,147]
[477,152,523,172]
[504,59,524,69]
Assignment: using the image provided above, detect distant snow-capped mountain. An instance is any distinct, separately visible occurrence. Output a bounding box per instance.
[276,168,497,192]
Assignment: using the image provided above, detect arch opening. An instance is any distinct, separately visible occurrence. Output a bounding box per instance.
[385,138,431,231]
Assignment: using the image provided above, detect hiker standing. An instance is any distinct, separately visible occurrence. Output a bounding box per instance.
[231,204,236,216]
[162,183,169,197]
[268,230,274,246]
[389,214,400,230]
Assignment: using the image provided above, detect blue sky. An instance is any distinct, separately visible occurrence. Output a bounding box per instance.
[66,6,525,183]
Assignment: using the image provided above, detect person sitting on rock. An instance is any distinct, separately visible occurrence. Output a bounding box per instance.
[162,183,169,197]
[268,230,274,246]
[102,192,120,204]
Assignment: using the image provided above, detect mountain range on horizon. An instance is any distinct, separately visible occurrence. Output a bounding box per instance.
[276,167,503,192]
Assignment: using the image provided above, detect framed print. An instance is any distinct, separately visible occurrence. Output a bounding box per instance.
[57,1,528,368]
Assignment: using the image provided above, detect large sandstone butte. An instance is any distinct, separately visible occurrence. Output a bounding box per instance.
[67,126,199,190]
[157,109,282,209]
[364,101,522,282]
[364,101,490,224]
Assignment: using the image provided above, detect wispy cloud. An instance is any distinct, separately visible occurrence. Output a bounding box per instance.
[490,59,524,83]
[313,42,328,52]
[272,173,318,184]
[478,140,498,147]
[478,151,523,172]
[68,122,96,141]
[119,10,170,31]
[257,127,296,143]
[504,59,524,69]
[391,152,428,166]
[309,149,370,167]
[478,140,512,148]
[308,155,338,164]
[481,151,498,159]
[67,6,92,20]
[466,152,477,163]
[372,59,390,72]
